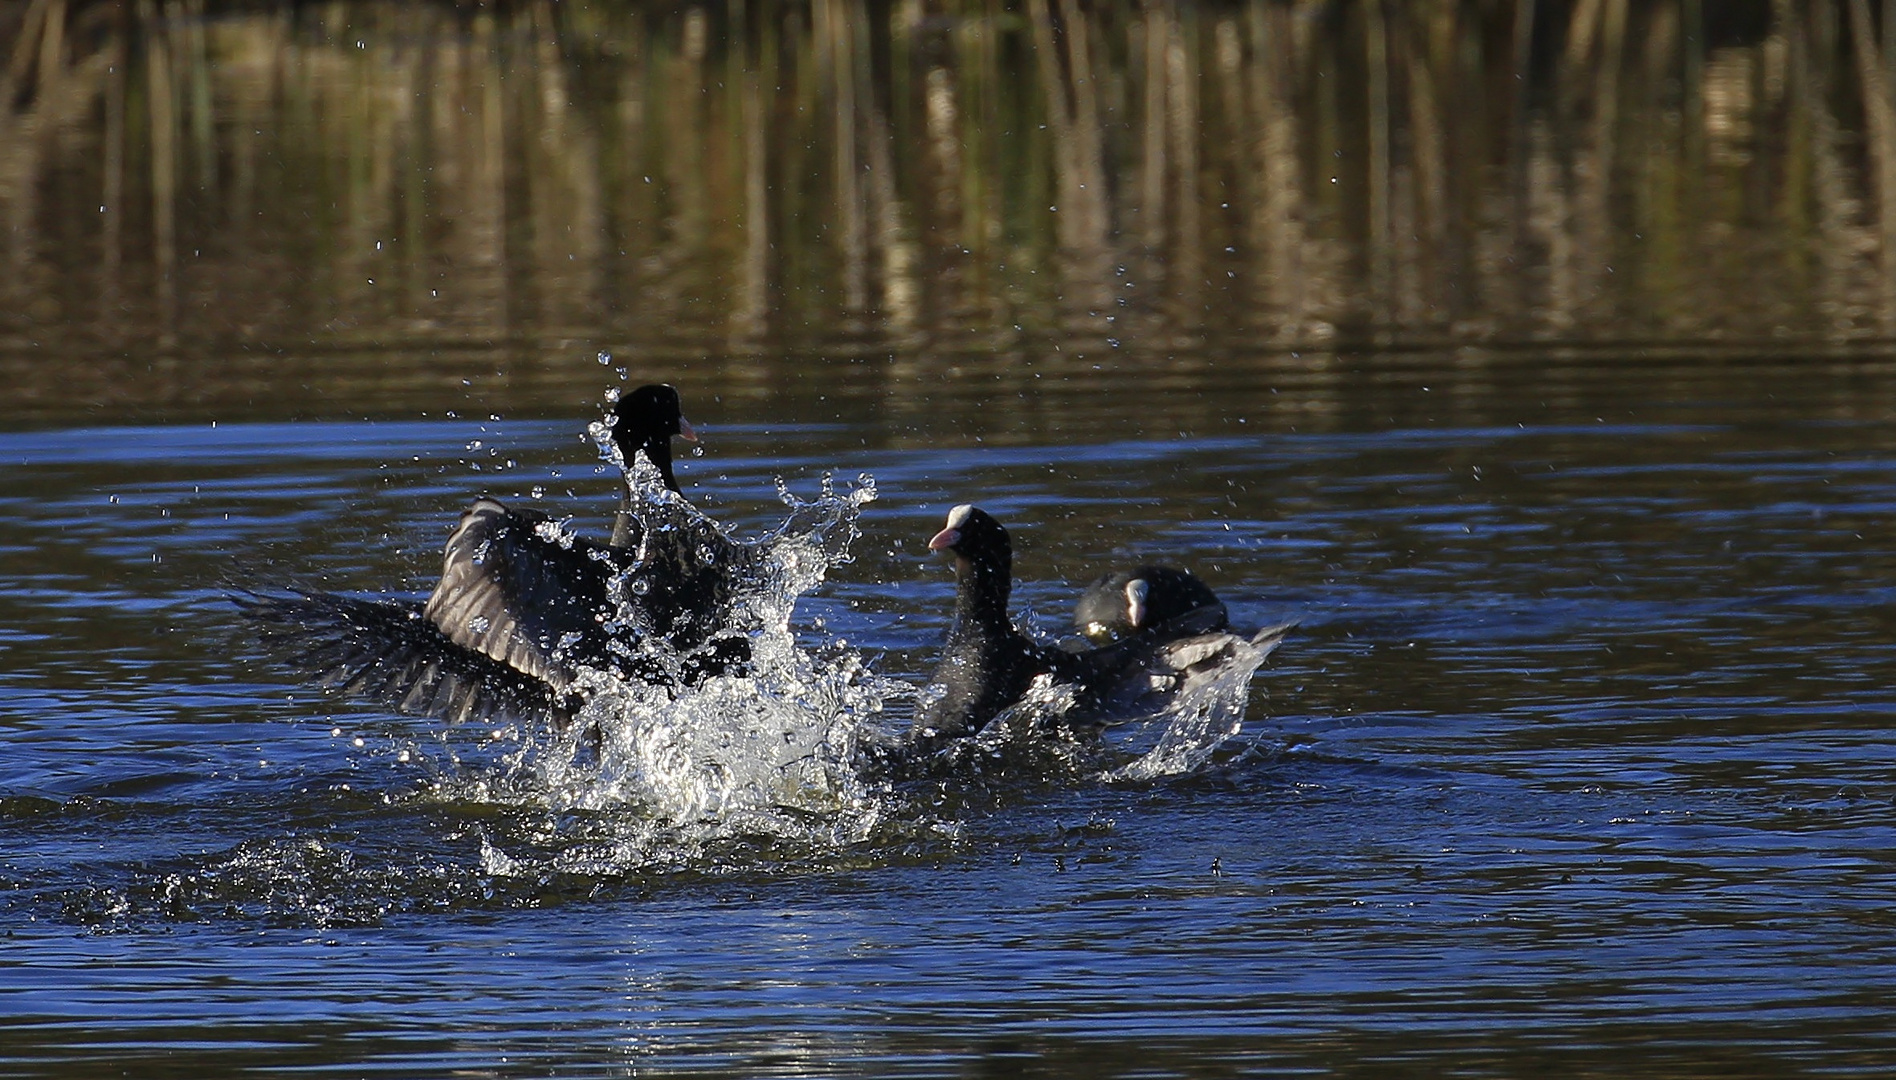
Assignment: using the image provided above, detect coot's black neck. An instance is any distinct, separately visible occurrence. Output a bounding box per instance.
[952,547,1014,639]
[641,435,681,494]
[608,435,682,549]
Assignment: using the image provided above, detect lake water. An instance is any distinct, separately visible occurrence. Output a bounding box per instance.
[5,3,1896,1077]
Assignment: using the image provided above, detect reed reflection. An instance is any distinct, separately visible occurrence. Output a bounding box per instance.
[4,0,1896,366]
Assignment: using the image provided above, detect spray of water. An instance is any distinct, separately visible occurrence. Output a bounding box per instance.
[60,406,1295,929]
[422,408,1291,862]
[425,415,900,841]
[1104,624,1296,781]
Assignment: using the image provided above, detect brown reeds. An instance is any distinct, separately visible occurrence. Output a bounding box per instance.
[3,0,1896,362]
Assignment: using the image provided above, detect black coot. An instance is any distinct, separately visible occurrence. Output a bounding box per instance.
[240,384,745,728]
[1072,564,1227,645]
[912,505,1293,748]
[911,504,1053,747]
[1068,563,1295,719]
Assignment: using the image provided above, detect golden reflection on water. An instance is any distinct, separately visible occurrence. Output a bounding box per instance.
[4,0,1896,418]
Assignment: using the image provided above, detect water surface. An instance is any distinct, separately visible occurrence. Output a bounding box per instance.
[6,351,1896,1076]
[5,2,1896,1076]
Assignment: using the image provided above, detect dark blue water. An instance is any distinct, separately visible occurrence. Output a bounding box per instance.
[3,355,1895,1076]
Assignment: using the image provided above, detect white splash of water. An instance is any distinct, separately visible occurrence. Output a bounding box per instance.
[1105,623,1297,780]
[514,438,895,838]
[447,408,1288,834]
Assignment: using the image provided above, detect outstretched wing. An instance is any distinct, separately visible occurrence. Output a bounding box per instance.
[1051,603,1243,688]
[235,590,569,728]
[1057,619,1297,720]
[421,498,627,686]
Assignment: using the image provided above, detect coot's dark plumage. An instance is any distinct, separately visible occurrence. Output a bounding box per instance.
[1068,617,1294,720]
[1067,562,1296,719]
[241,384,745,728]
[912,504,1053,746]
[912,505,1293,748]
[1072,564,1227,645]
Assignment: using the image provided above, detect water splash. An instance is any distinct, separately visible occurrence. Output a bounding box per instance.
[1104,624,1297,781]
[488,429,896,839]
[902,623,1294,786]
[498,434,1286,824]
[915,677,1108,781]
[223,404,1289,879]
[63,493,1288,930]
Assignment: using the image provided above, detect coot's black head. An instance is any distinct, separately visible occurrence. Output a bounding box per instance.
[609,384,696,492]
[928,504,1012,582]
[1074,564,1223,644]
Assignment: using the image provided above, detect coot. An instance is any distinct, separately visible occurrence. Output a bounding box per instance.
[911,504,1052,746]
[1072,564,1228,645]
[912,505,1294,749]
[240,384,746,728]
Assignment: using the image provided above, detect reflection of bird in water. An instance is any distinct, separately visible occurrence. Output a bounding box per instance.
[910,504,1293,752]
[240,384,749,729]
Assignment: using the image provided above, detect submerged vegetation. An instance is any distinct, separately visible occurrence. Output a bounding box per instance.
[3,0,1896,368]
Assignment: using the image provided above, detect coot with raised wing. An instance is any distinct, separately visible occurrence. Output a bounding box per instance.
[241,384,746,728]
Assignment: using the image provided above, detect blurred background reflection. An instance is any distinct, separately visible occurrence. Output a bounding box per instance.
[6,1,1896,425]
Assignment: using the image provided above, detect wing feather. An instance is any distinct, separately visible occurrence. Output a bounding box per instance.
[235,589,571,729]
[421,498,626,686]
